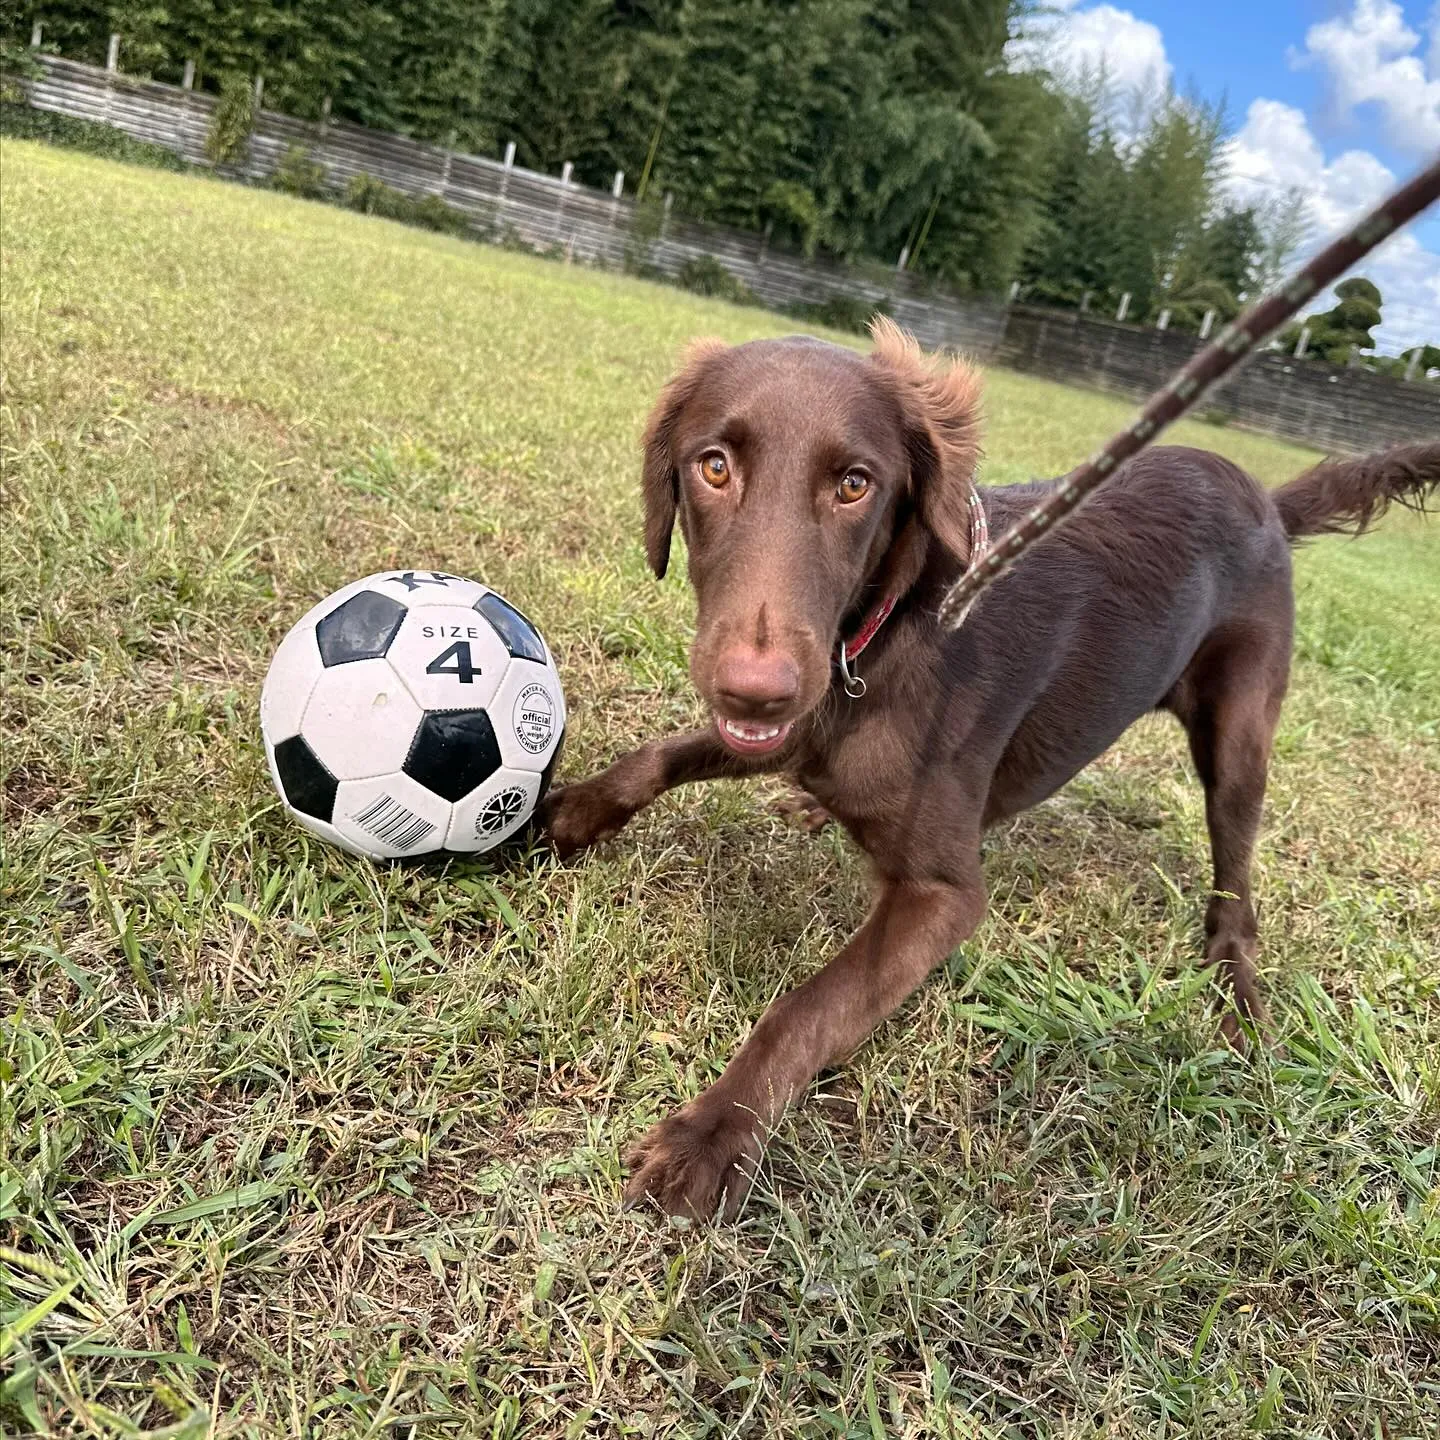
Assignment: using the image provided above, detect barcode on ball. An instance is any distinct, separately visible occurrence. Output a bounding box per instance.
[352,794,437,851]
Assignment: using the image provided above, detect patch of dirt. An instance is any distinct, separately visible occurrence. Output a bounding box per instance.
[3,763,61,815]
[148,382,292,442]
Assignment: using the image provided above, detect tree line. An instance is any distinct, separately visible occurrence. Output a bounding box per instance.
[5,0,1431,366]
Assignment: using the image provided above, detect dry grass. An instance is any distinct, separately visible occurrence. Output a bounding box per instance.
[2,141,1438,1439]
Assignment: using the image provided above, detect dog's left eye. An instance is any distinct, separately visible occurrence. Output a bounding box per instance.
[698,452,730,487]
[837,471,870,504]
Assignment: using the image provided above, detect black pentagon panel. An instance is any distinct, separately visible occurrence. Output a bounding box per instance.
[273,735,338,822]
[315,590,407,666]
[537,727,566,802]
[474,592,546,664]
[403,709,502,802]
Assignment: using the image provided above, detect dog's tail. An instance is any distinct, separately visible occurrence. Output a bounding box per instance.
[1274,441,1440,540]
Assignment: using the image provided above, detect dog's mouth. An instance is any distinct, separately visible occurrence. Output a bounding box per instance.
[714,715,794,756]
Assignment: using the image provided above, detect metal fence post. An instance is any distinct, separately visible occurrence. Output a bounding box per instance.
[496,141,515,227]
[103,34,120,125]
[177,59,194,155]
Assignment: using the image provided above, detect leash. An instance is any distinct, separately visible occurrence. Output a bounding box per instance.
[936,148,1440,632]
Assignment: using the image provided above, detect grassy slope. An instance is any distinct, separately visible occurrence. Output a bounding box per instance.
[2,142,1438,1439]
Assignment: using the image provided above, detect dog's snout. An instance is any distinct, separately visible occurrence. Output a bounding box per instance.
[713,647,800,719]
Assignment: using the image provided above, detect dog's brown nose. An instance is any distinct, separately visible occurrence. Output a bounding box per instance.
[713,647,800,719]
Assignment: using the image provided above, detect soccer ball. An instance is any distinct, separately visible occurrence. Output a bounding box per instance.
[260,570,565,859]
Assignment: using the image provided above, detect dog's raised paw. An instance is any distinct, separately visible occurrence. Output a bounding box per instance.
[623,1100,764,1222]
[538,780,632,858]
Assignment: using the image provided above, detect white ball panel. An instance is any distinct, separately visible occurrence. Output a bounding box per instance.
[264,735,287,809]
[365,571,489,610]
[331,773,454,859]
[446,767,542,853]
[260,619,325,742]
[288,808,373,858]
[300,657,423,780]
[288,572,483,631]
[487,658,566,773]
[385,605,511,712]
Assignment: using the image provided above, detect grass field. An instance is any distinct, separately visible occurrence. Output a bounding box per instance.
[2,141,1438,1439]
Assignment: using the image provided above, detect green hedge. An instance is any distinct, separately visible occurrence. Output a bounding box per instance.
[0,100,190,171]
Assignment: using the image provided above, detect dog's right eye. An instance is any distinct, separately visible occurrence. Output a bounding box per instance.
[698,453,730,488]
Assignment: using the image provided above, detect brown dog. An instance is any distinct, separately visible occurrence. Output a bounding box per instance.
[542,320,1439,1220]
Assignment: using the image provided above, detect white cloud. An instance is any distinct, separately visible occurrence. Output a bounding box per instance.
[1223,98,1440,351]
[1013,2,1440,350]
[1293,0,1440,154]
[1012,3,1172,103]
[1051,4,1171,95]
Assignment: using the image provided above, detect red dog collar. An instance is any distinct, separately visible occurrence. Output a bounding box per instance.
[842,594,896,664]
[835,483,990,699]
[836,594,896,698]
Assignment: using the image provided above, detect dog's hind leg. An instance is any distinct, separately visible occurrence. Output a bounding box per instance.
[772,783,834,833]
[1167,618,1291,1046]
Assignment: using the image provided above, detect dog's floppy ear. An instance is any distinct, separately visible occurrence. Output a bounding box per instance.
[641,338,727,578]
[867,316,984,566]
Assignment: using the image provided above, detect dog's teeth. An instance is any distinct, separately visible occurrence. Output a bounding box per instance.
[723,719,782,742]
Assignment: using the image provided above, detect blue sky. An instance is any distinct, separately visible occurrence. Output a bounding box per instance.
[1027,1,1440,353]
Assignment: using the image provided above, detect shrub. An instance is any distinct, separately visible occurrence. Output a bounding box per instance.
[0,101,189,171]
[675,255,753,304]
[788,292,891,335]
[624,195,666,275]
[342,173,469,235]
[205,74,253,167]
[273,143,327,198]
[408,192,468,235]
[0,38,44,102]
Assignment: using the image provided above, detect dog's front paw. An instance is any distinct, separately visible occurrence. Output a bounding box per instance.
[623,1099,764,1222]
[538,779,636,858]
